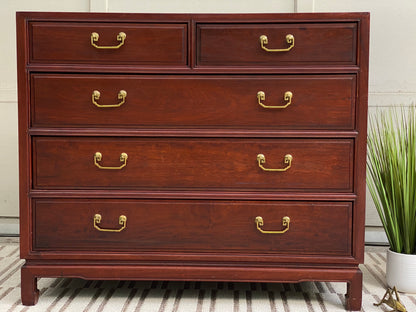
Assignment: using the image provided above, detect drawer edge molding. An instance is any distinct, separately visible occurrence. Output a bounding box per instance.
[28,128,360,138]
[29,190,358,201]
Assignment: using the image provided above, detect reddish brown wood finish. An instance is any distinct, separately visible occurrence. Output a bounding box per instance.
[17,12,369,310]
[197,23,357,66]
[31,74,356,129]
[21,266,39,305]
[21,263,362,308]
[32,137,353,191]
[30,22,188,65]
[33,199,352,255]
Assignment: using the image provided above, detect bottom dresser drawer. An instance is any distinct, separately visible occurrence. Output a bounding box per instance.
[33,199,352,256]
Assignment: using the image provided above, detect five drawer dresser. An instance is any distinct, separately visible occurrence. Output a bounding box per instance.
[17,12,369,310]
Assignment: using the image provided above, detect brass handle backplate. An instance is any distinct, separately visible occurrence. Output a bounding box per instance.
[92,90,127,108]
[257,91,293,109]
[93,214,127,232]
[255,216,290,234]
[94,152,128,170]
[260,34,294,52]
[91,32,126,49]
[257,154,292,172]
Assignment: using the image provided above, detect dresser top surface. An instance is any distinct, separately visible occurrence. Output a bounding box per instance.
[16,11,369,22]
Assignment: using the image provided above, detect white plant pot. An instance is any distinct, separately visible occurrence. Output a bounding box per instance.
[386,249,416,293]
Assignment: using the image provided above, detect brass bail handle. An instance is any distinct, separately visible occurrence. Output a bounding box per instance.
[257,91,293,109]
[255,216,290,234]
[93,214,127,232]
[91,32,126,49]
[94,152,128,170]
[257,154,292,172]
[260,34,294,52]
[92,90,127,108]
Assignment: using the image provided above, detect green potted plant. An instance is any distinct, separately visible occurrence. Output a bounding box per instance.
[367,105,416,293]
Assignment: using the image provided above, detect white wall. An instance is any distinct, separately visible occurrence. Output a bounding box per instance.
[1,0,415,238]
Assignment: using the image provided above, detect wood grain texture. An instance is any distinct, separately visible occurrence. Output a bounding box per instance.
[30,22,188,65]
[16,12,32,260]
[197,23,357,66]
[31,74,356,129]
[32,137,354,191]
[33,199,352,255]
[17,12,369,310]
[20,261,362,307]
[352,14,370,264]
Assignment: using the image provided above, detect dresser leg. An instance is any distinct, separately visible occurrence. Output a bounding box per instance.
[346,269,362,311]
[21,266,39,305]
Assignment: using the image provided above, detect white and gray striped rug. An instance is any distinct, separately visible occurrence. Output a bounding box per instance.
[1,242,415,312]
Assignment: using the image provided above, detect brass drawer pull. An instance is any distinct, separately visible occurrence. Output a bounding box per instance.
[259,34,294,52]
[91,32,126,49]
[92,90,127,108]
[257,91,293,109]
[255,216,290,234]
[93,214,127,232]
[94,152,128,170]
[257,154,292,172]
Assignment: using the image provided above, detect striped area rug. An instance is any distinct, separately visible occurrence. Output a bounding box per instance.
[1,244,416,312]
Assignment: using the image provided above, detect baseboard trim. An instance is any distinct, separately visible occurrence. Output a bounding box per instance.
[364,227,389,245]
[0,217,19,236]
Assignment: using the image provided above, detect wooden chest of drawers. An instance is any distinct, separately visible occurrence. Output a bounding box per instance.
[17,12,369,310]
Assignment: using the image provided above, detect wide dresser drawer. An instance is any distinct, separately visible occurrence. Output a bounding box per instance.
[29,22,188,65]
[33,137,353,191]
[33,198,352,256]
[197,23,357,66]
[31,74,356,130]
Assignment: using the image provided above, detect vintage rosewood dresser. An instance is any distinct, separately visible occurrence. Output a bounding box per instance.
[17,12,369,309]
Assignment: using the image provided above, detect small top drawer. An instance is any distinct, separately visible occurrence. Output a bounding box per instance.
[29,22,188,66]
[197,23,357,67]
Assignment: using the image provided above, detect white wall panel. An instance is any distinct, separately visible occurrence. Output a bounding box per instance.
[0,101,18,217]
[294,0,314,12]
[107,0,294,13]
[90,0,108,12]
